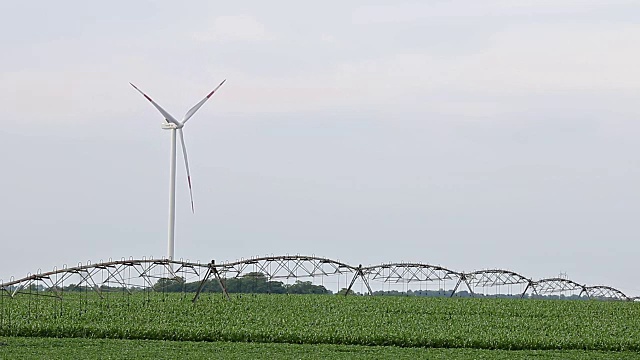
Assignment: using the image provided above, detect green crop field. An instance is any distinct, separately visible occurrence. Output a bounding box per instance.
[0,293,639,358]
[1,337,638,360]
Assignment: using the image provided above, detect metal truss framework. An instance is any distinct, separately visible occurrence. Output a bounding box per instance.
[0,255,633,301]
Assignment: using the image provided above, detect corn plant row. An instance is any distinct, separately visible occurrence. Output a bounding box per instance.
[0,293,638,351]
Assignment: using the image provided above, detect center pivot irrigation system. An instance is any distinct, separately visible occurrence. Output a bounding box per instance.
[1,255,636,302]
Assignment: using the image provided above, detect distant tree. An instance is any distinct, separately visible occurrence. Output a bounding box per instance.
[286,281,331,294]
[172,272,331,295]
[153,277,185,292]
[336,288,356,296]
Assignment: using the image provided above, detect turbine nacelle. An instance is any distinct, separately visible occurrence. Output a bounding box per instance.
[161,122,183,130]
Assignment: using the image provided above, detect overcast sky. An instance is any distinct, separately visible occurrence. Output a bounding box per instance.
[1,1,639,295]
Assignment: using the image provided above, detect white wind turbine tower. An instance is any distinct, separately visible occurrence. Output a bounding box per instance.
[130,80,226,263]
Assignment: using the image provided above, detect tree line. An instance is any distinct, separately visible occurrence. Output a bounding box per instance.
[153,272,332,294]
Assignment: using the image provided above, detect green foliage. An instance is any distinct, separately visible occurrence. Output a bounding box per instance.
[149,273,331,294]
[1,336,639,360]
[285,281,331,294]
[337,288,356,296]
[1,293,639,351]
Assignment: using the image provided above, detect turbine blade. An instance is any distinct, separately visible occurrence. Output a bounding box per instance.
[182,79,226,124]
[129,83,181,126]
[178,129,195,213]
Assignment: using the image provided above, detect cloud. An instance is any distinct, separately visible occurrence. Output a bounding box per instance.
[0,56,174,126]
[3,15,639,125]
[320,34,337,44]
[200,22,640,118]
[352,1,636,24]
[446,23,640,92]
[194,15,274,43]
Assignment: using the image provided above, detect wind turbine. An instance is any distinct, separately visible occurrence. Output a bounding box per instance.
[130,80,226,262]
